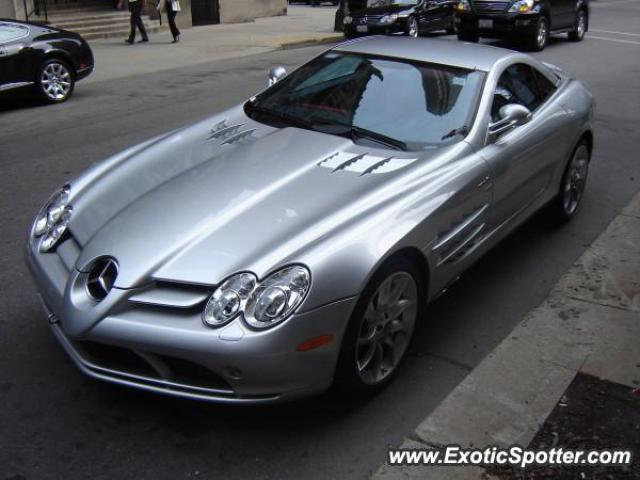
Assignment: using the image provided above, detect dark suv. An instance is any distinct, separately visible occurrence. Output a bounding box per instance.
[454,0,589,50]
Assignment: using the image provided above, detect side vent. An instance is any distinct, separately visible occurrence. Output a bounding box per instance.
[318,152,417,176]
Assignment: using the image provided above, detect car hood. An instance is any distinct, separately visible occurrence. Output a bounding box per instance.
[67,108,452,289]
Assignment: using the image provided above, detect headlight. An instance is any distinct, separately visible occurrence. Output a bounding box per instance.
[33,185,73,253]
[202,266,311,330]
[203,272,257,327]
[456,0,471,11]
[343,15,352,25]
[380,13,398,24]
[508,0,534,12]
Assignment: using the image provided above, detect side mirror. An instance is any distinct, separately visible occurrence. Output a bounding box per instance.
[488,103,531,139]
[268,66,287,86]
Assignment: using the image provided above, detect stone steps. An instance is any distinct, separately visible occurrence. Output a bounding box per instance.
[41,8,167,40]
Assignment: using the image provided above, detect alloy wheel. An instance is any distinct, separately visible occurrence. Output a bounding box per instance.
[576,11,586,39]
[40,62,72,101]
[408,17,418,38]
[536,19,548,50]
[356,272,418,385]
[562,144,589,215]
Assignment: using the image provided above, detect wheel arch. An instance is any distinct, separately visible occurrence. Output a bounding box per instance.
[38,50,78,79]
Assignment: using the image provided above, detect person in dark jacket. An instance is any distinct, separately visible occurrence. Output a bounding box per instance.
[120,0,149,44]
[157,0,181,43]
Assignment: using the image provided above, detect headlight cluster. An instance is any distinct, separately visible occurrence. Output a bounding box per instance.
[33,186,73,253]
[380,13,398,24]
[203,265,311,330]
[343,15,352,25]
[456,0,471,11]
[508,0,534,12]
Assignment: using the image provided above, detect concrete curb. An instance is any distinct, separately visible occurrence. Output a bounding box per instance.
[372,192,640,479]
[280,34,344,49]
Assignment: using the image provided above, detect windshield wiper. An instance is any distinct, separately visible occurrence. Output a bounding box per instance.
[441,125,469,141]
[245,103,315,130]
[324,124,407,151]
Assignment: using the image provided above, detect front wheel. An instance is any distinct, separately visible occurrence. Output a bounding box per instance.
[568,9,587,41]
[528,17,549,51]
[549,140,590,223]
[36,58,75,104]
[457,31,479,42]
[334,258,422,395]
[406,16,419,37]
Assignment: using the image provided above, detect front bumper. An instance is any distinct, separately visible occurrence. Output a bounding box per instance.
[26,239,357,404]
[344,18,409,37]
[456,11,540,37]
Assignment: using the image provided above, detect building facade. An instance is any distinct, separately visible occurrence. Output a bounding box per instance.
[2,0,287,29]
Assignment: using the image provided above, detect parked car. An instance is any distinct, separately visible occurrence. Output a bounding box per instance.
[454,0,589,50]
[26,37,594,404]
[0,19,93,103]
[343,0,456,38]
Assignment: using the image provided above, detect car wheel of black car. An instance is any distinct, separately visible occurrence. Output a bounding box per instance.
[334,256,422,396]
[568,9,587,41]
[457,31,479,42]
[406,16,419,37]
[36,58,75,104]
[550,139,590,223]
[528,17,549,51]
[446,18,458,35]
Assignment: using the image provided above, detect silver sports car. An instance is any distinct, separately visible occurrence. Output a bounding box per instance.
[26,37,594,404]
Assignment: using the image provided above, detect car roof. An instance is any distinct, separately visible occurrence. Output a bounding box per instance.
[333,36,518,72]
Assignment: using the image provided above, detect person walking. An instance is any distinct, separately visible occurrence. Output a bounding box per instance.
[157,0,181,43]
[120,0,149,44]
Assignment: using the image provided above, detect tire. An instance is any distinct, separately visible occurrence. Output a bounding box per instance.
[334,256,423,396]
[549,139,590,223]
[406,16,419,37]
[457,31,479,42]
[35,58,75,104]
[527,16,549,51]
[446,18,457,35]
[568,9,587,41]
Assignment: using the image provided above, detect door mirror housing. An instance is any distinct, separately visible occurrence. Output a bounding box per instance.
[488,103,532,139]
[268,66,287,86]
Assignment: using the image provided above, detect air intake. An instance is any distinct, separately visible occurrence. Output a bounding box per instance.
[318,152,417,176]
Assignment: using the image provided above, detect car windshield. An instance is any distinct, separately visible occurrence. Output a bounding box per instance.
[246,52,485,151]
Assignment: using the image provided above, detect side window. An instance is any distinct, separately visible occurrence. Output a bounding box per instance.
[532,68,557,103]
[491,64,543,121]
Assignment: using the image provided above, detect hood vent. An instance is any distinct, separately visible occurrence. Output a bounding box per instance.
[318,152,417,176]
[207,120,256,146]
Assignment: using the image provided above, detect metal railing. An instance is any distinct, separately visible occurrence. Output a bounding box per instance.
[24,0,49,23]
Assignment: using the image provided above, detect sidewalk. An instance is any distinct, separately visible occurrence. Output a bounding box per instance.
[373,193,640,479]
[84,6,342,84]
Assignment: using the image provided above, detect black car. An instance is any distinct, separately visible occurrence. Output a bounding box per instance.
[343,0,456,38]
[0,20,93,104]
[454,0,588,50]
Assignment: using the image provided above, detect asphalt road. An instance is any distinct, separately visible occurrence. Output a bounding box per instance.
[1,1,639,478]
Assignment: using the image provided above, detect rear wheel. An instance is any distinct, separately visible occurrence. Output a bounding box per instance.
[36,58,75,104]
[568,9,587,41]
[446,18,457,35]
[334,257,422,395]
[549,140,590,223]
[457,31,479,42]
[528,17,549,51]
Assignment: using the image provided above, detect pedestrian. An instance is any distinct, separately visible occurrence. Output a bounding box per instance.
[157,0,181,43]
[119,0,149,45]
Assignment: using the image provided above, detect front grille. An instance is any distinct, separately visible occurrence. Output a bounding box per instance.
[366,14,384,24]
[472,1,510,13]
[73,339,234,393]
